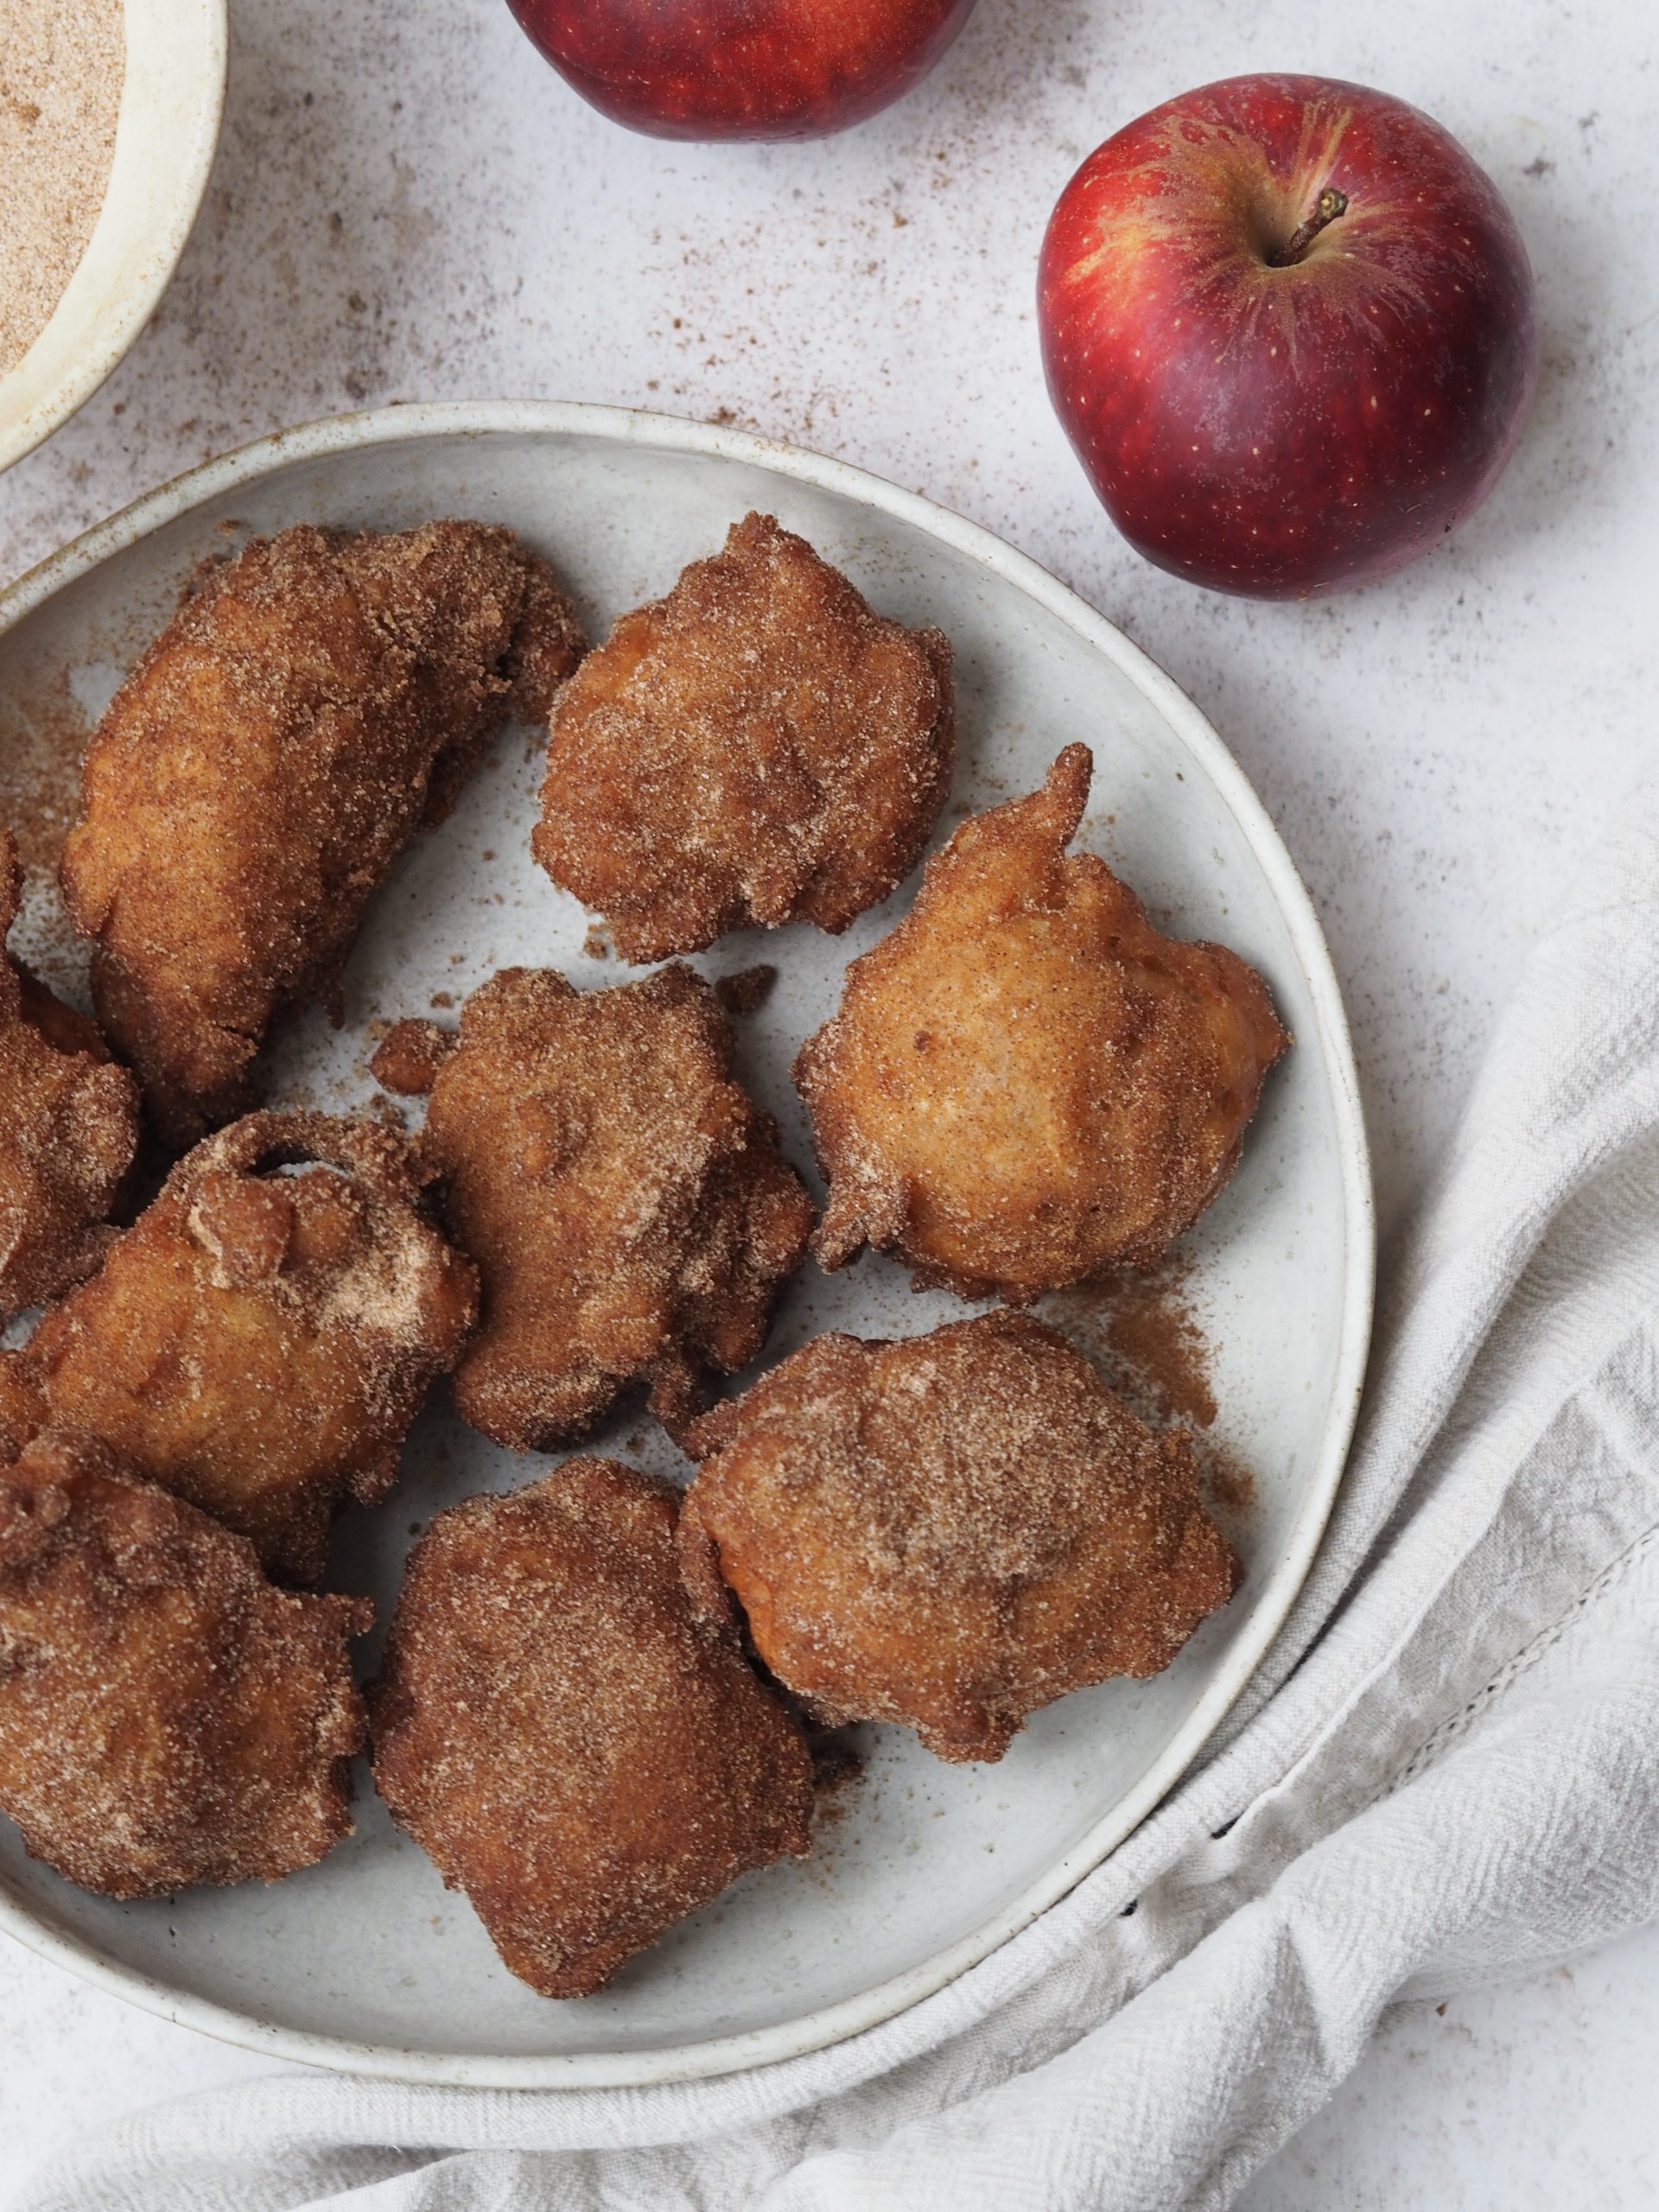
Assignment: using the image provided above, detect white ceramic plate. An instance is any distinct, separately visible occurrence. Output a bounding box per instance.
[0,0,226,474]
[0,402,1372,2085]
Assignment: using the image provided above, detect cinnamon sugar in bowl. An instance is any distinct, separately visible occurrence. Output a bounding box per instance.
[0,0,225,475]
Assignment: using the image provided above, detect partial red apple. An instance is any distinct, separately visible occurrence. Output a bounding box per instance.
[1038,75,1539,598]
[506,0,980,142]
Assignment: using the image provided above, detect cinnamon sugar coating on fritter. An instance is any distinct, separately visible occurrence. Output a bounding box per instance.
[794,746,1290,1301]
[60,522,585,1147]
[402,963,814,1452]
[0,1352,43,1459]
[0,1434,370,1897]
[532,512,955,963]
[682,1312,1238,1764]
[21,1112,478,1583]
[371,1459,814,1999]
[0,830,139,1320]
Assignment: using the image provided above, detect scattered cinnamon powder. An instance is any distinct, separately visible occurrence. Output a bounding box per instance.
[0,0,125,375]
[1040,1260,1257,1526]
[1042,1257,1217,1431]
[1202,1443,1256,1518]
[0,664,90,887]
[1103,1276,1217,1429]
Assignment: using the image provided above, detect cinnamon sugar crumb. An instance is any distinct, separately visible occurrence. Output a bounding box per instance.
[370,1018,454,1098]
[714,963,779,1017]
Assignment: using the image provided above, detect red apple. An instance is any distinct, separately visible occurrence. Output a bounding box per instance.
[506,0,980,142]
[1038,75,1539,598]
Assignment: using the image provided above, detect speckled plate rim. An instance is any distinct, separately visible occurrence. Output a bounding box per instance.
[0,399,1375,2088]
[0,0,228,475]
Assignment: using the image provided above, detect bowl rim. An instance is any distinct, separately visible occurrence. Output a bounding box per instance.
[0,397,1376,2088]
[0,0,228,476]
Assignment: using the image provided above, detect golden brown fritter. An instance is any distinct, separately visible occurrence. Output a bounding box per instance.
[371,1458,815,1999]
[681,1311,1238,1764]
[0,1433,370,1897]
[794,745,1289,1301]
[0,830,139,1320]
[60,522,586,1147]
[22,1112,478,1583]
[374,963,814,1452]
[532,512,955,963]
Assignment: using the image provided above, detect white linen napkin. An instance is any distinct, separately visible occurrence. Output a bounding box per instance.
[17,774,1659,2212]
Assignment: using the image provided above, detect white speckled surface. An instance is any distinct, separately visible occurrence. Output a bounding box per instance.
[0,0,1655,2198]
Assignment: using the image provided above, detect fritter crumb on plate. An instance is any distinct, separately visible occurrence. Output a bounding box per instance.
[0,1433,370,1897]
[60,521,585,1147]
[18,1111,478,1584]
[794,744,1289,1300]
[712,963,779,1018]
[366,1016,453,1099]
[376,963,814,1452]
[682,1310,1239,1764]
[532,512,954,963]
[0,830,139,1322]
[371,1458,814,1999]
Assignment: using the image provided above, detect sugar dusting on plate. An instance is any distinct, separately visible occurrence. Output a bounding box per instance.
[1041,1261,1259,1526]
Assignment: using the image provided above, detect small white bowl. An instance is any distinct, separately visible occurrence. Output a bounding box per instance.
[0,0,226,475]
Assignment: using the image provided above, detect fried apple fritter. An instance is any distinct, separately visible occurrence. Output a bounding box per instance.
[0,1433,370,1897]
[374,963,814,1452]
[0,830,139,1320]
[682,1311,1239,1764]
[60,522,586,1146]
[532,512,955,962]
[371,1458,814,1999]
[22,1112,478,1583]
[794,745,1289,1300]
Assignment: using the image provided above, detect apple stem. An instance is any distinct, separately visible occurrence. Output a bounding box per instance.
[1270,187,1350,267]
